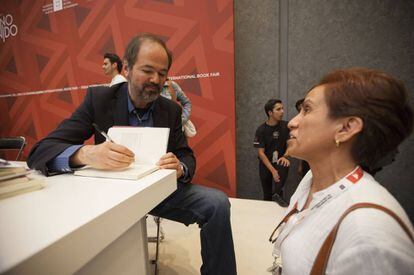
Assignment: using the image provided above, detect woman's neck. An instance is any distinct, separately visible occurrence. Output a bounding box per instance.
[310,162,356,193]
[302,154,357,209]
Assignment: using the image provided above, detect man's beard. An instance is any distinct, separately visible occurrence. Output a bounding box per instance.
[131,82,161,103]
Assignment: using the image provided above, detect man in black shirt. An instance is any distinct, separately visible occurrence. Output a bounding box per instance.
[254,99,290,205]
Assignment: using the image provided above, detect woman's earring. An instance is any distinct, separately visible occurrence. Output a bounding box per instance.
[335,140,340,147]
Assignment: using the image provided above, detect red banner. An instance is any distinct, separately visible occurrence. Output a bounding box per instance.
[0,0,236,196]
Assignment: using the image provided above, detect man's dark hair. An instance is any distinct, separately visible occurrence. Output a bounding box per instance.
[295,98,304,112]
[104,53,123,73]
[123,33,173,71]
[264,99,282,117]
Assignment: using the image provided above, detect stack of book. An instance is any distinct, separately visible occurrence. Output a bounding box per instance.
[0,161,44,200]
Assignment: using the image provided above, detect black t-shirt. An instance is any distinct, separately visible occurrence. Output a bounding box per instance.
[253,121,289,163]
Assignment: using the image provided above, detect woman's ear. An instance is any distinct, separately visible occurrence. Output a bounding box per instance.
[335,117,363,143]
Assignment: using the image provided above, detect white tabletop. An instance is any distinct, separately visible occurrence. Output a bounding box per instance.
[0,168,177,274]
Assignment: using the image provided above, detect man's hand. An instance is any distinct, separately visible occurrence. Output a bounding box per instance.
[71,141,135,169]
[156,152,183,178]
[277,156,290,167]
[272,168,280,183]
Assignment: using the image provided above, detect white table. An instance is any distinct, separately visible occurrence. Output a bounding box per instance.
[0,168,177,275]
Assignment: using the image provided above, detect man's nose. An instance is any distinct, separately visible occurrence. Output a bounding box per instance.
[150,72,161,84]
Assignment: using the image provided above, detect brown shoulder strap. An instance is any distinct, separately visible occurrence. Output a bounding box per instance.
[311,203,414,275]
[166,79,177,102]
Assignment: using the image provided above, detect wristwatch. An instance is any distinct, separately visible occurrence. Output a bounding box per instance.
[179,163,185,177]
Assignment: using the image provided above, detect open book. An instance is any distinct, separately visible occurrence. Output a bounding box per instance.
[74,127,170,180]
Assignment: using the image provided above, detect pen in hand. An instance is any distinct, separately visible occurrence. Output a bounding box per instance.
[92,123,115,143]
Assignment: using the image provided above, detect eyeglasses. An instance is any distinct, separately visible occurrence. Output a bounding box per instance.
[269,203,299,243]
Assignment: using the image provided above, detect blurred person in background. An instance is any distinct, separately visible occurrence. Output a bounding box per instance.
[254,99,290,206]
[162,79,192,124]
[103,53,127,87]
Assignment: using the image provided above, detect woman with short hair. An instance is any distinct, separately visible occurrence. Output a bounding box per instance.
[269,68,414,274]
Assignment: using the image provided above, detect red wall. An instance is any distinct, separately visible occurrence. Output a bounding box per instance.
[0,0,236,196]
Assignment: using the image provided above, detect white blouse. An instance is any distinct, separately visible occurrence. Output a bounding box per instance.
[109,74,127,87]
[274,168,414,275]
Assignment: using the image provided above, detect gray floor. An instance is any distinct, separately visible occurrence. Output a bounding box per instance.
[148,198,286,275]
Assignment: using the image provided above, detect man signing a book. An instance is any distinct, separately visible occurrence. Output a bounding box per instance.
[27,33,236,275]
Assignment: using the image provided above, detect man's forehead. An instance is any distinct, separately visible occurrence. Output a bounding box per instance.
[135,41,169,68]
[274,103,283,109]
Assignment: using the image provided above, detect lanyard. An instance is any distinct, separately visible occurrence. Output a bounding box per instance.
[269,166,363,247]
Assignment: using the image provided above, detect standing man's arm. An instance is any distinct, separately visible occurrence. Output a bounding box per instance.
[257,148,280,182]
[254,126,280,182]
[276,122,290,167]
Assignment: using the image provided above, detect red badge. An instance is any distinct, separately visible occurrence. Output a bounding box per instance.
[346,167,363,184]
